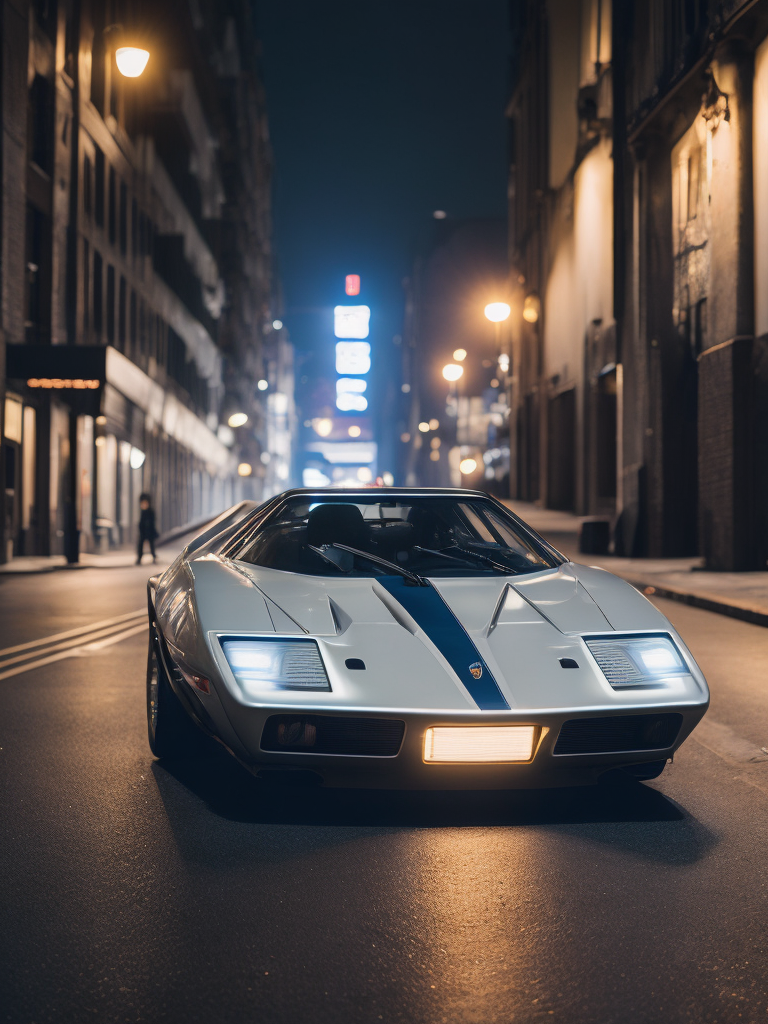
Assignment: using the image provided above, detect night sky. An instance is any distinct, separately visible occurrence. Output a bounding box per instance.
[255,0,510,448]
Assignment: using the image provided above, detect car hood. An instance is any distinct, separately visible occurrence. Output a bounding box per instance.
[179,556,681,712]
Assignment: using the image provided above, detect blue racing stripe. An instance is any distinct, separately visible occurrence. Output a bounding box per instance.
[378,576,509,711]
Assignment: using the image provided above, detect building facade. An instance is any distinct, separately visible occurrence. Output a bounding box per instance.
[0,0,293,563]
[507,0,768,569]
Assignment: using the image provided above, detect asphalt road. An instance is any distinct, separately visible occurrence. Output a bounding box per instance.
[1,544,767,1024]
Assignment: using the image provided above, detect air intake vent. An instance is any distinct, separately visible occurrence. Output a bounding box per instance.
[261,715,405,757]
[553,713,683,755]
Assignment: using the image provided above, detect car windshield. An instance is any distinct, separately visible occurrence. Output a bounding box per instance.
[233,495,563,578]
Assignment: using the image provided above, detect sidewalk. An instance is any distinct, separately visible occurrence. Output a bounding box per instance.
[505,501,768,628]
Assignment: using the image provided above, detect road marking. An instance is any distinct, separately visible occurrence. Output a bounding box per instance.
[81,622,146,651]
[0,609,145,659]
[0,618,147,671]
[0,611,147,681]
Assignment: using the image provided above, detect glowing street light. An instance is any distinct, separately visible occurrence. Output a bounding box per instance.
[453,348,467,362]
[523,294,541,323]
[442,363,464,382]
[459,457,478,475]
[312,417,333,437]
[237,462,253,477]
[484,302,511,323]
[115,46,150,78]
[418,421,430,432]
[228,412,248,428]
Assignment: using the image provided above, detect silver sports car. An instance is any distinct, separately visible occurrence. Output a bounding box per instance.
[147,488,709,789]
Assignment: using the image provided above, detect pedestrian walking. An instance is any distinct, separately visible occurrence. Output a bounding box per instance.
[136,493,158,564]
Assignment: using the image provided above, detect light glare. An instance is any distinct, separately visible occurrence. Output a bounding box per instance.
[484,302,511,323]
[459,457,478,474]
[453,348,467,361]
[228,412,248,428]
[115,46,150,78]
[334,305,371,339]
[442,363,463,382]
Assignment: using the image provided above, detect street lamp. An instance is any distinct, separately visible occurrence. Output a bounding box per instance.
[442,363,464,382]
[484,302,511,323]
[115,46,150,78]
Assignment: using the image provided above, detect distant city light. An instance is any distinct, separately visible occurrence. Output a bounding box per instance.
[303,467,331,487]
[334,305,371,339]
[217,424,234,446]
[345,274,361,296]
[276,462,289,480]
[348,425,362,437]
[400,432,411,443]
[357,467,373,483]
[382,471,394,486]
[228,412,248,428]
[337,378,367,394]
[491,379,499,388]
[129,447,145,470]
[312,418,333,437]
[401,383,411,393]
[418,422,430,432]
[442,364,463,382]
[336,341,371,374]
[498,353,510,373]
[95,415,107,426]
[484,302,511,323]
[237,462,253,477]
[27,378,99,389]
[257,379,268,391]
[272,319,283,330]
[95,436,106,447]
[459,457,478,475]
[115,46,150,78]
[260,452,271,464]
[429,418,439,430]
[430,437,441,449]
[523,294,540,323]
[433,210,447,220]
[336,392,368,412]
[453,348,467,362]
[430,450,440,461]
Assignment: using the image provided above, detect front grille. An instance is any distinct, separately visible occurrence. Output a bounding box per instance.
[553,713,683,755]
[261,715,405,757]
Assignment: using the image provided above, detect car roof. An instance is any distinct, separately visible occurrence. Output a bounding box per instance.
[270,487,493,500]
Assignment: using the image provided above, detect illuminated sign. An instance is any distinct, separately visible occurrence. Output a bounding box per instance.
[336,378,367,395]
[334,305,370,339]
[335,341,371,375]
[336,393,368,412]
[27,378,100,389]
[345,274,361,296]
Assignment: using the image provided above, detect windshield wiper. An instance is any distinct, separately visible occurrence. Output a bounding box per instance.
[436,544,513,575]
[331,543,428,586]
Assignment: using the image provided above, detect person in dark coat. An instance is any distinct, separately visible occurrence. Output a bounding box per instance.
[136,492,158,564]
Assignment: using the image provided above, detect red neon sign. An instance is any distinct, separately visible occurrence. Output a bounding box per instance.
[345,274,361,296]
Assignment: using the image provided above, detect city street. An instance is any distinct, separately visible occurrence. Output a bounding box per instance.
[1,538,767,1024]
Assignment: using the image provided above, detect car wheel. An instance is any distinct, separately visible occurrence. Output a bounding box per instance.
[146,628,207,759]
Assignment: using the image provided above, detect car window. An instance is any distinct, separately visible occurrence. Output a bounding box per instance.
[234,495,562,579]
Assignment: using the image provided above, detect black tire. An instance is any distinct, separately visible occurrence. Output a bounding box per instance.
[146,628,208,759]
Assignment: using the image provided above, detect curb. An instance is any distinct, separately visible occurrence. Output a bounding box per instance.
[626,578,768,628]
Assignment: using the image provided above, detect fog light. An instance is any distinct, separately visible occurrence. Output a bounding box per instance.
[424,725,536,763]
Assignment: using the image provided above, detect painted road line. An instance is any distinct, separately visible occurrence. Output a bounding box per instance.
[0,622,148,681]
[0,617,148,671]
[0,609,145,659]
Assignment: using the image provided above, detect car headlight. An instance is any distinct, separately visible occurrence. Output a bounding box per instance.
[585,635,689,688]
[220,637,331,696]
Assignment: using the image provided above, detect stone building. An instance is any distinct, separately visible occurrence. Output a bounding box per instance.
[507,0,768,569]
[0,0,293,563]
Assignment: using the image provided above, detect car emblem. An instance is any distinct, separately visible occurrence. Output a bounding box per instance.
[469,662,483,680]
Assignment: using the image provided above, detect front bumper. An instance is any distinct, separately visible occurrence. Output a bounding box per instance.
[220,701,708,790]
